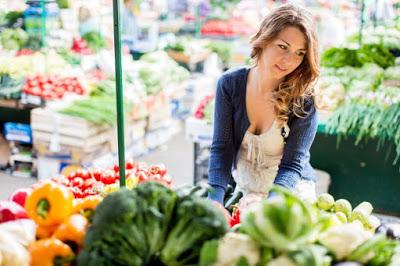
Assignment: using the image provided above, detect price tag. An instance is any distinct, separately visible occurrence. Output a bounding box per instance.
[21,93,42,106]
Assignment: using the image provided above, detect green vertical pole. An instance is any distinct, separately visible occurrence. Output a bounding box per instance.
[40,0,46,47]
[112,0,126,187]
[359,0,366,46]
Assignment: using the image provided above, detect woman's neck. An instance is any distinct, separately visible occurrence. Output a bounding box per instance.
[251,65,283,95]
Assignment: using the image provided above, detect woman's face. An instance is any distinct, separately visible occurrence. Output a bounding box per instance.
[259,26,307,79]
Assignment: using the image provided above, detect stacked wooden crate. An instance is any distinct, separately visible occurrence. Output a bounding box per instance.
[31,107,113,179]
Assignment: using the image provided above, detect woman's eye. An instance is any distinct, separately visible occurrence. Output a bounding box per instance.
[297,51,306,56]
[278,44,287,50]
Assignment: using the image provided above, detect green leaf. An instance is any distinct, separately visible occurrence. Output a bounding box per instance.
[199,240,219,266]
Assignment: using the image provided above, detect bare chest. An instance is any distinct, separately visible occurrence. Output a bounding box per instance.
[246,91,276,135]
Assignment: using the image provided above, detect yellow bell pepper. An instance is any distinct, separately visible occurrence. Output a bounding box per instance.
[25,181,74,226]
[29,238,74,266]
[36,224,59,239]
[53,214,88,252]
[72,195,102,221]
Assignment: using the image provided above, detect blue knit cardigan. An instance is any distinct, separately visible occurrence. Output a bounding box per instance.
[208,66,318,203]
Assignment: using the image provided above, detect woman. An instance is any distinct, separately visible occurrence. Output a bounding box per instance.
[208,4,320,206]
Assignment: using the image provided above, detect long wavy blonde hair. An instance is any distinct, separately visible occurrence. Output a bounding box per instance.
[250,4,320,125]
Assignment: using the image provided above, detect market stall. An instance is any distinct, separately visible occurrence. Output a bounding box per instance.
[0,0,400,265]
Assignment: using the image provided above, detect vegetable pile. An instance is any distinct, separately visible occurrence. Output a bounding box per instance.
[321,44,395,69]
[22,75,85,100]
[200,186,400,266]
[201,18,252,37]
[316,193,380,232]
[194,95,214,124]
[318,39,400,164]
[81,31,106,52]
[77,182,229,266]
[0,159,175,266]
[0,28,28,51]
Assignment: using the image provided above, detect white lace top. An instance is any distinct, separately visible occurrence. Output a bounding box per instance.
[232,120,290,196]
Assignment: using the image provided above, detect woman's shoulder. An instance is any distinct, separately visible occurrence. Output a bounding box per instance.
[218,66,249,84]
[217,66,249,98]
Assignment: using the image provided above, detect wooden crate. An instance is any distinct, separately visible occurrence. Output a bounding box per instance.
[167,50,211,65]
[31,108,110,139]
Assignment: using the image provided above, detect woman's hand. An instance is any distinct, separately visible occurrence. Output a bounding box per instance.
[212,201,232,223]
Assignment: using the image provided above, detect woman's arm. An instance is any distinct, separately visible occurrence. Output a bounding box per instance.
[274,98,318,189]
[207,75,235,204]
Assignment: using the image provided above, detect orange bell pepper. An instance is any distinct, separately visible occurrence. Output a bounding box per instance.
[25,181,74,226]
[53,214,88,252]
[36,224,59,239]
[72,195,102,221]
[29,238,75,266]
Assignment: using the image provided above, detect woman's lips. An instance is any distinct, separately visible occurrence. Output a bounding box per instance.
[275,64,287,72]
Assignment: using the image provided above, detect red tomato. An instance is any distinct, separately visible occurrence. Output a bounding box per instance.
[100,171,117,185]
[83,178,96,190]
[71,177,84,188]
[125,159,136,170]
[8,188,32,208]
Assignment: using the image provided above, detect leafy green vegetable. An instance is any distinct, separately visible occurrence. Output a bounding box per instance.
[321,47,361,68]
[160,194,229,266]
[0,28,28,50]
[57,48,81,66]
[321,44,395,69]
[287,244,331,266]
[206,41,233,65]
[57,0,69,9]
[82,31,106,52]
[77,182,177,266]
[356,44,395,69]
[24,36,42,51]
[326,101,400,165]
[59,79,133,125]
[346,233,399,265]
[241,185,330,252]
[4,11,23,26]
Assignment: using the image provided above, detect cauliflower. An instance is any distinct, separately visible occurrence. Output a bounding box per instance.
[0,230,30,266]
[200,232,260,266]
[216,233,260,266]
[267,256,296,266]
[318,221,373,260]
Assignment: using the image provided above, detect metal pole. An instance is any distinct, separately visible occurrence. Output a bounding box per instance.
[112,0,126,187]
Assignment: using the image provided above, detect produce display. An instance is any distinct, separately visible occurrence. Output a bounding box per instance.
[81,31,106,53]
[0,28,28,51]
[0,50,69,79]
[22,75,85,100]
[0,159,176,266]
[321,44,395,69]
[206,186,400,266]
[1,162,400,266]
[0,2,400,266]
[349,26,400,51]
[137,51,190,95]
[317,40,400,163]
[165,37,210,55]
[194,95,215,124]
[200,18,253,37]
